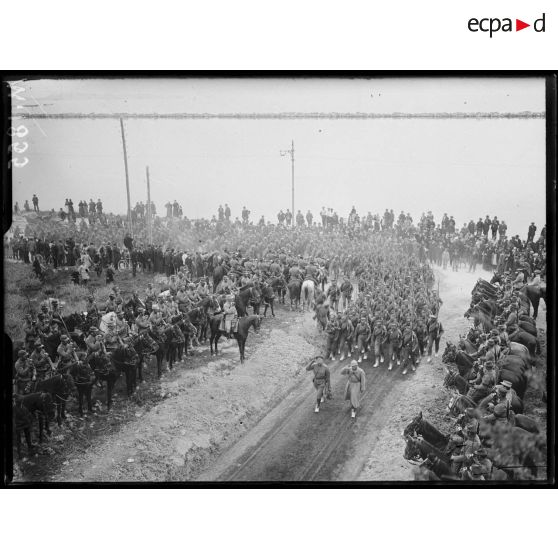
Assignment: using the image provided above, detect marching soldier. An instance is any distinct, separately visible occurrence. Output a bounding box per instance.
[306,355,331,413]
[354,316,371,364]
[426,313,444,362]
[340,276,353,310]
[326,279,341,313]
[372,318,387,367]
[341,360,366,418]
[324,317,340,360]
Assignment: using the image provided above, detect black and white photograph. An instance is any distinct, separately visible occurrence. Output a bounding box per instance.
[2,75,552,484]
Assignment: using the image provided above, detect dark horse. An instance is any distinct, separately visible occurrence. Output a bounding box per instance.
[13,398,35,458]
[68,362,96,416]
[287,278,302,310]
[235,284,261,317]
[403,434,451,465]
[403,412,451,453]
[14,392,56,452]
[35,373,74,426]
[111,345,140,398]
[130,332,160,382]
[209,314,261,363]
[269,276,287,304]
[260,283,276,317]
[88,352,120,411]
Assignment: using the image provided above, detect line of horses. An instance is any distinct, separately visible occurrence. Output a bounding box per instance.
[402,273,546,480]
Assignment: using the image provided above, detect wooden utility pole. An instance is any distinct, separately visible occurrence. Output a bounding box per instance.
[146,165,153,245]
[119,118,132,235]
[280,140,295,226]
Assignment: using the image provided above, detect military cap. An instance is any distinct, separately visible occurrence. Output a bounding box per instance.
[500,380,513,389]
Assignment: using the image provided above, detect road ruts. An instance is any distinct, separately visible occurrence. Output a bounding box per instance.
[209,354,409,482]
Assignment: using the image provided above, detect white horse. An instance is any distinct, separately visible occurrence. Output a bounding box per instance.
[301,279,315,312]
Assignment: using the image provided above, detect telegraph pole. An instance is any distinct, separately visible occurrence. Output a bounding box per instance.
[146,165,153,245]
[119,117,132,235]
[280,140,295,226]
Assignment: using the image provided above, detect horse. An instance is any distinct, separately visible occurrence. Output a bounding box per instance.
[166,321,185,370]
[269,276,287,305]
[260,283,276,317]
[235,284,261,317]
[178,317,197,359]
[63,312,87,335]
[130,331,160,382]
[111,345,140,398]
[458,336,477,355]
[507,328,538,358]
[403,434,450,465]
[88,353,120,411]
[42,330,61,362]
[443,368,470,395]
[403,412,450,452]
[418,456,456,481]
[209,314,261,362]
[287,278,302,311]
[13,397,36,458]
[148,325,175,377]
[35,373,74,426]
[212,264,228,293]
[443,346,475,377]
[447,393,477,416]
[301,279,315,312]
[68,362,96,416]
[186,296,221,343]
[15,392,56,447]
[496,356,529,399]
[521,284,546,320]
[464,303,495,332]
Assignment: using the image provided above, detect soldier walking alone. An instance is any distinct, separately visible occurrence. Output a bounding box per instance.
[341,360,366,418]
[306,355,331,413]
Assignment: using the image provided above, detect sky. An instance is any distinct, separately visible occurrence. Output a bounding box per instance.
[10,77,547,237]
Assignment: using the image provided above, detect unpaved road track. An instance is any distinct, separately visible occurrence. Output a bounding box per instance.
[199,340,413,482]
